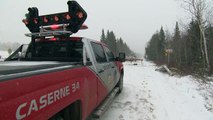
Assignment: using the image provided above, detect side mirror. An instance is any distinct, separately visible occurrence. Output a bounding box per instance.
[117,52,125,62]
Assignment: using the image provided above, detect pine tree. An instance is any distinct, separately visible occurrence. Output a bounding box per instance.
[100,29,106,43]
[158,27,166,62]
[188,20,203,68]
[101,30,135,57]
[172,22,182,67]
[105,30,110,45]
[116,38,122,53]
[107,31,117,55]
[145,32,160,61]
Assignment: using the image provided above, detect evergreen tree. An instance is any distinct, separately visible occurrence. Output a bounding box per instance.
[172,22,182,67]
[145,27,169,64]
[101,29,135,56]
[116,38,123,53]
[105,30,110,45]
[188,20,203,67]
[107,31,117,55]
[100,29,106,43]
[146,20,213,74]
[158,27,166,62]
[145,32,160,61]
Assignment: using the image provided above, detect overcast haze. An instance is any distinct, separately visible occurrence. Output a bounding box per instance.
[0,0,186,55]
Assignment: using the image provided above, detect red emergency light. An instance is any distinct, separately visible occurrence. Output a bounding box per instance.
[40,24,87,31]
[50,37,57,41]
[33,19,39,24]
[65,14,71,20]
[43,16,49,23]
[50,25,60,30]
[54,16,59,22]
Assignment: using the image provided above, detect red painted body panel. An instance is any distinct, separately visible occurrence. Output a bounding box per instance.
[0,66,108,120]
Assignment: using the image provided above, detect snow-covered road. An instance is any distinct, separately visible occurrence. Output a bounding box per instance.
[101,61,213,120]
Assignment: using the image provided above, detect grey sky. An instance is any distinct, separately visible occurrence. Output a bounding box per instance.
[0,0,186,55]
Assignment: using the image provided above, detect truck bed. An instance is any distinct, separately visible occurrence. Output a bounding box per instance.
[0,61,78,81]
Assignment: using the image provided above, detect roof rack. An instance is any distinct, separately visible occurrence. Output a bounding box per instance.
[25,24,73,37]
[25,30,73,37]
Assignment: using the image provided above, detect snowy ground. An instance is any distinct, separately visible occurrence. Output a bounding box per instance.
[101,61,213,120]
[0,50,9,61]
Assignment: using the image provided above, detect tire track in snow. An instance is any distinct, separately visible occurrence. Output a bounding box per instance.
[101,61,213,120]
[101,63,156,120]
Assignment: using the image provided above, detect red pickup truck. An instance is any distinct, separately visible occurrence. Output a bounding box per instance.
[0,1,125,120]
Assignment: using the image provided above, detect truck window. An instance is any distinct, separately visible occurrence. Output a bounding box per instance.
[91,42,107,63]
[103,46,115,61]
[30,40,83,62]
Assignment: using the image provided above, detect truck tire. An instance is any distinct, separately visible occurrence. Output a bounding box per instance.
[117,74,123,94]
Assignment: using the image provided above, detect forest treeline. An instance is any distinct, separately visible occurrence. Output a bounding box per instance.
[100,29,134,56]
[145,21,213,74]
[145,0,213,74]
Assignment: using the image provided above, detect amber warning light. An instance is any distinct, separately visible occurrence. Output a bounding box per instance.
[22,1,87,33]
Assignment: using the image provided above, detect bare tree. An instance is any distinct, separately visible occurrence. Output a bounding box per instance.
[181,0,211,71]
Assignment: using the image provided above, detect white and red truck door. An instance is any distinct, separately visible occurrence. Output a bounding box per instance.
[103,46,120,90]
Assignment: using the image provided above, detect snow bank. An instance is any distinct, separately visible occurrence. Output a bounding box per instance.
[0,50,9,61]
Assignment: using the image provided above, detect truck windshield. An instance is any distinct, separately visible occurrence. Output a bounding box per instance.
[30,40,83,62]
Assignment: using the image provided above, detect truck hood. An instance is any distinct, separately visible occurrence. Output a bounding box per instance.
[0,61,76,76]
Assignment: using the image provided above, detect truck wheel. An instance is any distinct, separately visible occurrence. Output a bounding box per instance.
[117,75,123,94]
